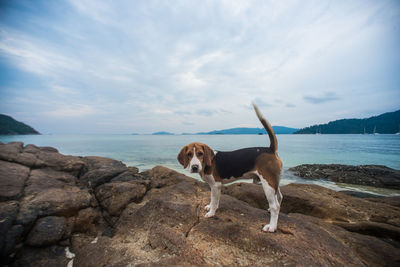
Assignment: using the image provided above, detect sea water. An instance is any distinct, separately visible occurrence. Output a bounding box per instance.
[1,134,399,195]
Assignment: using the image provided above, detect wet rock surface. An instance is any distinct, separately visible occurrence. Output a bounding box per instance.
[289,164,400,189]
[25,216,67,247]
[0,142,399,266]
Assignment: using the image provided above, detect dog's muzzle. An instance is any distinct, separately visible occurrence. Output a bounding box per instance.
[191,164,199,173]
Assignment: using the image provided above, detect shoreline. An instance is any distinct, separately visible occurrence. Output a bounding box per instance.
[1,140,399,197]
[1,134,400,171]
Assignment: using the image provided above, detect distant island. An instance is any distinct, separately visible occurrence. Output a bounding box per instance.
[152,131,174,135]
[295,110,400,134]
[195,126,299,135]
[0,114,40,135]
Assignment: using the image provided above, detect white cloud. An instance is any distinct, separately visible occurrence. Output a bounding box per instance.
[0,31,81,77]
[46,104,97,118]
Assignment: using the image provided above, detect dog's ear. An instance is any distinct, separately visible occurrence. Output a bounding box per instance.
[202,144,214,174]
[177,145,189,168]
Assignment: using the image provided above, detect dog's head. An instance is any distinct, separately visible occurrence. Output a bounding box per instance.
[177,142,214,174]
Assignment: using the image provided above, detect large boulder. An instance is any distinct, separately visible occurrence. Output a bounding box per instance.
[0,142,37,167]
[25,216,67,247]
[70,207,102,235]
[144,165,204,189]
[222,182,268,210]
[280,183,400,227]
[79,156,128,188]
[0,142,85,174]
[95,180,149,216]
[24,168,76,195]
[0,201,20,257]
[34,150,85,176]
[17,186,94,226]
[15,160,95,227]
[224,182,400,244]
[11,245,70,267]
[0,161,30,201]
[0,144,98,264]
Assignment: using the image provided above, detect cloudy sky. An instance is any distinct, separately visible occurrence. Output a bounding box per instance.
[0,0,399,134]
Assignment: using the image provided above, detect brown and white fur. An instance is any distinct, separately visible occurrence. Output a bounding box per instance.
[177,104,282,232]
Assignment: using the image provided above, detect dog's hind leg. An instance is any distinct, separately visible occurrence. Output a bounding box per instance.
[258,174,280,232]
[277,187,283,206]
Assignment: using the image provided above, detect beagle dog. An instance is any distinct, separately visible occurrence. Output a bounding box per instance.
[177,104,283,232]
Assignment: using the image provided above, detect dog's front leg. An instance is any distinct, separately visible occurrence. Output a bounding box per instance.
[203,175,221,217]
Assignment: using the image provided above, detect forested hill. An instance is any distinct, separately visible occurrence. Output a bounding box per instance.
[294,110,400,134]
[0,114,40,135]
[196,126,299,135]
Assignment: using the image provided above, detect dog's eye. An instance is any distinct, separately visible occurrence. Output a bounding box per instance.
[187,152,193,157]
[197,152,203,156]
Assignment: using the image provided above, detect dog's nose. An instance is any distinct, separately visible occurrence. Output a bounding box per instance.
[191,165,199,172]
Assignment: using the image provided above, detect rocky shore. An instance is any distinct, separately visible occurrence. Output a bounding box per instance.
[1,142,399,266]
[289,164,400,189]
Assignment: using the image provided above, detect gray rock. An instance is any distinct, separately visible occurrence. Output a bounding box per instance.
[80,156,128,188]
[144,165,204,189]
[12,245,70,267]
[364,196,400,208]
[222,182,268,210]
[17,186,94,225]
[35,150,85,176]
[339,190,385,199]
[0,142,24,161]
[2,224,24,261]
[95,180,148,216]
[24,168,76,195]
[279,183,400,227]
[0,161,30,201]
[0,201,19,256]
[26,216,66,247]
[24,144,58,153]
[71,207,101,234]
[333,221,400,243]
[128,166,139,174]
[110,170,143,182]
[0,142,84,172]
[23,144,42,154]
[289,164,400,189]
[0,142,43,167]
[17,166,94,225]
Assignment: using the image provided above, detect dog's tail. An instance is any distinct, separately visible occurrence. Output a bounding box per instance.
[252,103,278,153]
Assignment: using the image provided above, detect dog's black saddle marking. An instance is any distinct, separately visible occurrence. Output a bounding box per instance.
[215,147,270,179]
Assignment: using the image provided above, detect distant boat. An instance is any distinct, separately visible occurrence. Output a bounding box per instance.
[396,125,400,135]
[373,126,379,135]
[315,127,322,135]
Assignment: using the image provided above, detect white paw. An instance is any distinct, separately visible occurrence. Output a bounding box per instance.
[205,204,211,211]
[262,224,277,233]
[204,211,215,218]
